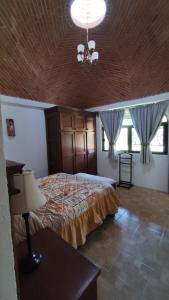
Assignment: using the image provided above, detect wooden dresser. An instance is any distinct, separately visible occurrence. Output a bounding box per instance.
[45,107,97,175]
[6,160,25,196]
[6,160,25,299]
[17,229,101,300]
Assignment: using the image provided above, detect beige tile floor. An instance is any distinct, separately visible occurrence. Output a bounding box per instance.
[79,186,169,300]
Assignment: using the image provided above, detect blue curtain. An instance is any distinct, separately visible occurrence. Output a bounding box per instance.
[129,101,168,164]
[100,109,124,159]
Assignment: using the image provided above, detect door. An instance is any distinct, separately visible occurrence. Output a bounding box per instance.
[74,132,87,173]
[61,131,75,174]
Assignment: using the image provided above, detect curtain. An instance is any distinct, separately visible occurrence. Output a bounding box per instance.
[168,117,169,194]
[129,101,168,164]
[100,109,124,158]
[167,110,169,194]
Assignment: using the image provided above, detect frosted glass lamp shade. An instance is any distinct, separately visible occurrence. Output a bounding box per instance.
[77,53,84,62]
[88,40,96,50]
[92,51,99,61]
[11,171,46,215]
[77,44,85,53]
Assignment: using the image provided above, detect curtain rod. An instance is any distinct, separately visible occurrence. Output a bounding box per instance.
[96,99,169,112]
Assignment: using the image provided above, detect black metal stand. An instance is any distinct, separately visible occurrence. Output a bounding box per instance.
[21,213,42,273]
[118,152,133,189]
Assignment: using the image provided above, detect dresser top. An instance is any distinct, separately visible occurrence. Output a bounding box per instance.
[17,229,101,300]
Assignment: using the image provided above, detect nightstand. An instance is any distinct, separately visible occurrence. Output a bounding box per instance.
[17,229,101,300]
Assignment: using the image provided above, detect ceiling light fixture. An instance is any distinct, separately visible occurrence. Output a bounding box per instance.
[71,0,106,64]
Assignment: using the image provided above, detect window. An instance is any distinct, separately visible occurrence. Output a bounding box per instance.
[102,114,168,154]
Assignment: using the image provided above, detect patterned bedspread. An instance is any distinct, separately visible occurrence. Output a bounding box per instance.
[14,173,120,246]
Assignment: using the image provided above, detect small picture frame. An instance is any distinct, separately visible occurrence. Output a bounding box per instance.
[6,119,16,137]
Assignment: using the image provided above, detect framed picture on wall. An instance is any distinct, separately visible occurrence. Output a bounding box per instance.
[6,119,16,136]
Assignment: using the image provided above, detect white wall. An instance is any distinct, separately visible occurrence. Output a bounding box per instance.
[0,105,18,300]
[1,96,49,178]
[97,116,168,192]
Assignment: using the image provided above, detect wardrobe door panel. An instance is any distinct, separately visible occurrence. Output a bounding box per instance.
[87,131,97,174]
[74,115,86,130]
[61,131,74,174]
[75,132,87,173]
[62,157,74,174]
[75,155,87,173]
[60,112,74,130]
[86,116,96,131]
[75,132,86,154]
[87,153,97,175]
[87,131,96,153]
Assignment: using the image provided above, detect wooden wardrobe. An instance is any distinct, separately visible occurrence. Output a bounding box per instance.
[45,107,97,175]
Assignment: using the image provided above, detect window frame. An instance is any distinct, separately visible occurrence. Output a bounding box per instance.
[102,121,168,155]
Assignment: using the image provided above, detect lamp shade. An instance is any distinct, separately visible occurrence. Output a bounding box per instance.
[77,44,85,53]
[88,40,96,50]
[92,51,99,61]
[77,53,84,62]
[11,171,46,215]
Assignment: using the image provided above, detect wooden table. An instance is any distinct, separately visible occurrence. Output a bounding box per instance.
[17,229,101,300]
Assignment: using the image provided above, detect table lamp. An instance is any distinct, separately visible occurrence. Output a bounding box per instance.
[11,170,46,273]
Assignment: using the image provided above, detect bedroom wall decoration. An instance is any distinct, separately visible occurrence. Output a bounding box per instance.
[6,119,15,137]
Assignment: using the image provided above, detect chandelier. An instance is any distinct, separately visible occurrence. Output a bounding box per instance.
[71,0,106,64]
[77,29,99,64]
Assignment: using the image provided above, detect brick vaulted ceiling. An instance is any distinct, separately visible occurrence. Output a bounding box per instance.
[1,1,169,108]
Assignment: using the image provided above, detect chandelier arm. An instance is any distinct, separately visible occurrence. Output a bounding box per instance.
[86,28,89,44]
[86,12,89,44]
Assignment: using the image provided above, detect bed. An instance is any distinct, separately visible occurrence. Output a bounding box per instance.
[14,173,120,248]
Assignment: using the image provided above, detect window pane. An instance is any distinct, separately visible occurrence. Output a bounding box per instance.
[131,127,165,153]
[122,117,133,126]
[162,115,167,123]
[116,128,128,151]
[103,131,109,151]
[150,126,164,152]
[122,110,133,126]
[132,128,141,151]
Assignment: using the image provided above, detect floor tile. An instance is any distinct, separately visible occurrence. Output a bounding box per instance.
[79,186,169,300]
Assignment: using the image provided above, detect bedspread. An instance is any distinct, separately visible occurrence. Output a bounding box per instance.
[14,173,120,247]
